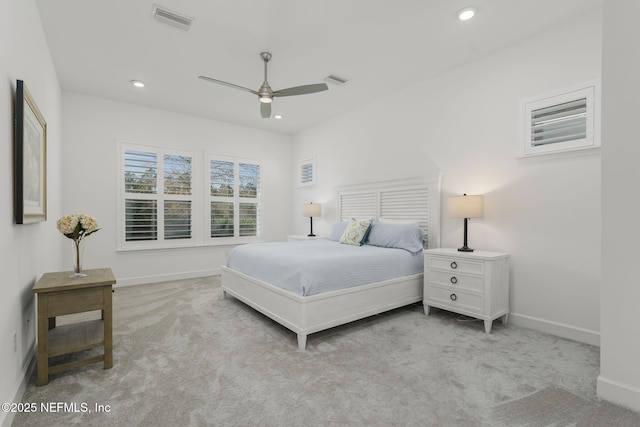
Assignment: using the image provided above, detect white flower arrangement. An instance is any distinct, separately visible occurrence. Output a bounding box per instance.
[56,214,100,241]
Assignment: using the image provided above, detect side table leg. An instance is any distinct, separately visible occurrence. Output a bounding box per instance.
[103,286,113,369]
[37,294,49,386]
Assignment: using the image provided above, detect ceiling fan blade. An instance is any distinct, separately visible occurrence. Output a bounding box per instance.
[198,75,259,96]
[274,83,328,97]
[260,102,271,118]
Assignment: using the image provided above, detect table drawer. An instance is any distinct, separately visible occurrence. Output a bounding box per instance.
[427,286,483,315]
[429,256,484,275]
[428,269,484,293]
[47,287,105,316]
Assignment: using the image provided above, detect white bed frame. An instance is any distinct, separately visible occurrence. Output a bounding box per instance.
[221,176,441,350]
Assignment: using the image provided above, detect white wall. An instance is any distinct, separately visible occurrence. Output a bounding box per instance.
[61,92,292,286]
[292,10,602,345]
[598,0,640,412]
[0,0,63,425]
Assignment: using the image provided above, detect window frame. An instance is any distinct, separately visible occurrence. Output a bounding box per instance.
[207,154,262,245]
[118,142,263,251]
[519,80,601,158]
[118,142,198,251]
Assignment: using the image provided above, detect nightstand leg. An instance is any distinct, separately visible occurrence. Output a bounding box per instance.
[502,313,509,325]
[484,320,492,334]
[424,304,430,316]
[297,334,307,350]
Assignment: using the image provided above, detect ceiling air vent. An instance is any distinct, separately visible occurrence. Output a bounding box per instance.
[152,4,195,31]
[323,74,349,85]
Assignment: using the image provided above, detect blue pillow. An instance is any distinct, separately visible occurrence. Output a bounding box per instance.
[327,221,348,241]
[365,221,426,254]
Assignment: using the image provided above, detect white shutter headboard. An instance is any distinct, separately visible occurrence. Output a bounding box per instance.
[335,176,441,249]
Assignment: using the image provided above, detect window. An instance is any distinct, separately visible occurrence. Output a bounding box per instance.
[210,157,260,241]
[298,158,316,187]
[120,144,194,249]
[119,143,262,250]
[519,81,600,157]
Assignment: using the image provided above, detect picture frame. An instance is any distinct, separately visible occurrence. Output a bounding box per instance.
[15,79,47,224]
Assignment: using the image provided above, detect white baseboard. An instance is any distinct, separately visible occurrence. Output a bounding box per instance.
[114,268,221,287]
[597,375,640,412]
[509,312,600,347]
[1,345,36,427]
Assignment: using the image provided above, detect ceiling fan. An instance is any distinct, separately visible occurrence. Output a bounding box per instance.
[198,52,328,118]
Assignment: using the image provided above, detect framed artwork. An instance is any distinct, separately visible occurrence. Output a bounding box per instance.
[15,79,47,224]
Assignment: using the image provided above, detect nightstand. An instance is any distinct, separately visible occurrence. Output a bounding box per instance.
[424,248,509,333]
[287,235,326,241]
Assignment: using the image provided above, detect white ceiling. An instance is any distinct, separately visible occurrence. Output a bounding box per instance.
[35,0,602,135]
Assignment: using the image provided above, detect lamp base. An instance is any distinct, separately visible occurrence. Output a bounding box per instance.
[458,218,474,252]
[307,233,316,237]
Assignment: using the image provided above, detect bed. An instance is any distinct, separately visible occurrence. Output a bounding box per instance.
[221,177,441,349]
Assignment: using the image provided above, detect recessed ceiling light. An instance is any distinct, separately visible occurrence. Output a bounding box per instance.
[131,80,145,88]
[457,7,476,21]
[274,115,283,120]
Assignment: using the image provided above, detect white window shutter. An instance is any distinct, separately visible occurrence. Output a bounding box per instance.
[298,158,316,187]
[530,98,587,146]
[209,157,261,239]
[520,81,600,157]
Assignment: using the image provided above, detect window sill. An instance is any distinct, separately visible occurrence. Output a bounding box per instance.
[516,145,601,161]
[116,238,265,253]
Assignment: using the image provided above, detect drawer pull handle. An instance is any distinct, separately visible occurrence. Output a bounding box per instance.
[450,261,457,269]
[450,276,458,284]
[450,293,457,301]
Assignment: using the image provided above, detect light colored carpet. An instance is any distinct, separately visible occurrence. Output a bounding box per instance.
[491,386,640,427]
[12,276,640,426]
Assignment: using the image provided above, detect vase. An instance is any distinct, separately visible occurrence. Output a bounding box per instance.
[70,239,87,278]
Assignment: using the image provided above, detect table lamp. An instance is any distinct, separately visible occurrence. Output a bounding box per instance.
[448,194,484,252]
[302,202,321,237]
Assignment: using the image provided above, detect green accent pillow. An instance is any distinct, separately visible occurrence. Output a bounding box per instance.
[339,218,372,246]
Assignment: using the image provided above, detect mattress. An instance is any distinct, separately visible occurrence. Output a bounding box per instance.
[226,239,423,296]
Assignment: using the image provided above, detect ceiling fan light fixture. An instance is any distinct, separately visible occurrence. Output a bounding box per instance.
[259,96,272,104]
[457,7,476,21]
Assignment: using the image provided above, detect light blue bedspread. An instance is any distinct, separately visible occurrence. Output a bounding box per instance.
[226,239,423,296]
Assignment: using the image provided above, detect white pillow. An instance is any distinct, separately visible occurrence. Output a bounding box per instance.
[339,218,372,246]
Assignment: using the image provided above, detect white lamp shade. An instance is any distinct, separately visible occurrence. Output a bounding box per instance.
[303,203,321,217]
[448,195,484,218]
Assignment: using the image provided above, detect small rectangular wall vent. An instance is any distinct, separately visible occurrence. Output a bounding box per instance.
[323,74,349,85]
[152,4,195,31]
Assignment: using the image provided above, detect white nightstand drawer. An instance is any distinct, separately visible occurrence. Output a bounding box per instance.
[428,286,483,315]
[428,269,484,293]
[429,256,484,276]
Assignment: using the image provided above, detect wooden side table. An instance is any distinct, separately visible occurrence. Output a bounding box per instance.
[32,268,116,386]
